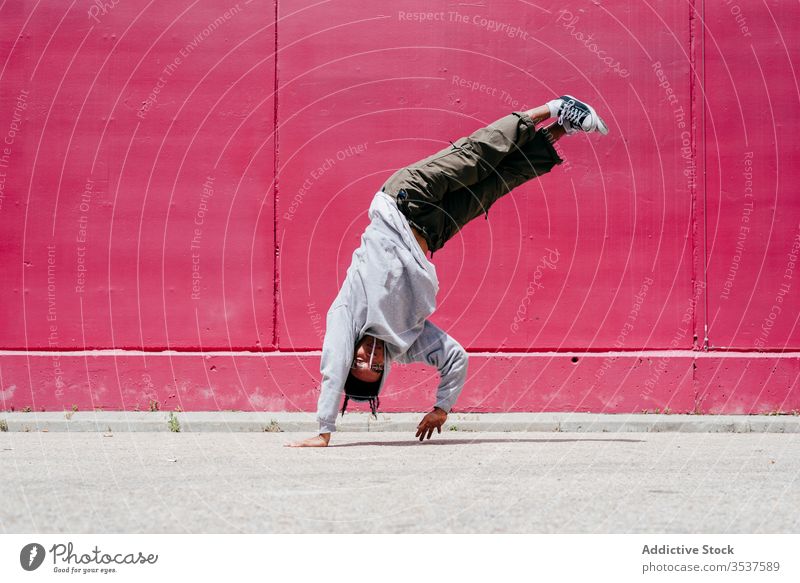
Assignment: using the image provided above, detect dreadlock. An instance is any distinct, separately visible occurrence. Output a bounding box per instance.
[340,394,380,418]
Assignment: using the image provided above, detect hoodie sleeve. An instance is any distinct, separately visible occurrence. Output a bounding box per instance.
[317,303,358,433]
[397,319,468,413]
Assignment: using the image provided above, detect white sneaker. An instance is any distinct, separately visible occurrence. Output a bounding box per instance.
[557,95,609,135]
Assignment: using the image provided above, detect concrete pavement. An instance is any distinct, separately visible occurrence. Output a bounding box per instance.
[2,411,799,433]
[1,431,798,533]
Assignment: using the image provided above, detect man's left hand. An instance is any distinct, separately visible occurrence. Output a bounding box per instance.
[415,407,448,441]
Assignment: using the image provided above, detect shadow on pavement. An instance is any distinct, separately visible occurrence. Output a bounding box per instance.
[330,437,645,447]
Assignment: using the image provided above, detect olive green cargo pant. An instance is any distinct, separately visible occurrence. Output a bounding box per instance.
[381,111,563,252]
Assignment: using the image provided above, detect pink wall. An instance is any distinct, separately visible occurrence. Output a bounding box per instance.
[1,0,798,415]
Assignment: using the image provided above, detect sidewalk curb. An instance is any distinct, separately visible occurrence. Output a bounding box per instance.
[1,412,799,433]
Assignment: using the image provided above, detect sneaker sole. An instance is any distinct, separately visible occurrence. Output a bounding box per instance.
[593,110,609,135]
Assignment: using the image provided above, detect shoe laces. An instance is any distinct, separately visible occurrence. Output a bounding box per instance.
[559,99,588,127]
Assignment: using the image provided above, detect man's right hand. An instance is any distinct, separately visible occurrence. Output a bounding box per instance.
[285,433,331,448]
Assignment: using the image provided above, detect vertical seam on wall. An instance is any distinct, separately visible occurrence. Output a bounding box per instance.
[700,0,710,351]
[689,0,697,351]
[689,0,697,350]
[699,0,710,350]
[272,0,280,350]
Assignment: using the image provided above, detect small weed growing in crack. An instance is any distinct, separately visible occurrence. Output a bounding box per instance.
[168,412,181,433]
[264,420,282,432]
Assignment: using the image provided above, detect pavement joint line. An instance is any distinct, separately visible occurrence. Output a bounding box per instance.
[0,412,798,433]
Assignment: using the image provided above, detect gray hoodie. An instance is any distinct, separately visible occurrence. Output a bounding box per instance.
[316,190,469,433]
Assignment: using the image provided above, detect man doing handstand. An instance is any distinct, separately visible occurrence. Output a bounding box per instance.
[287,95,608,447]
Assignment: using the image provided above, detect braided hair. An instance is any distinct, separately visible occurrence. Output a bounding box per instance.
[340,371,382,419]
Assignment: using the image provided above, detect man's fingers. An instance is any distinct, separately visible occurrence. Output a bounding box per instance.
[413,420,446,440]
[416,416,445,441]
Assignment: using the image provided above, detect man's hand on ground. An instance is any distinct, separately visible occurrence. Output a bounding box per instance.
[415,407,448,441]
[285,433,331,447]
